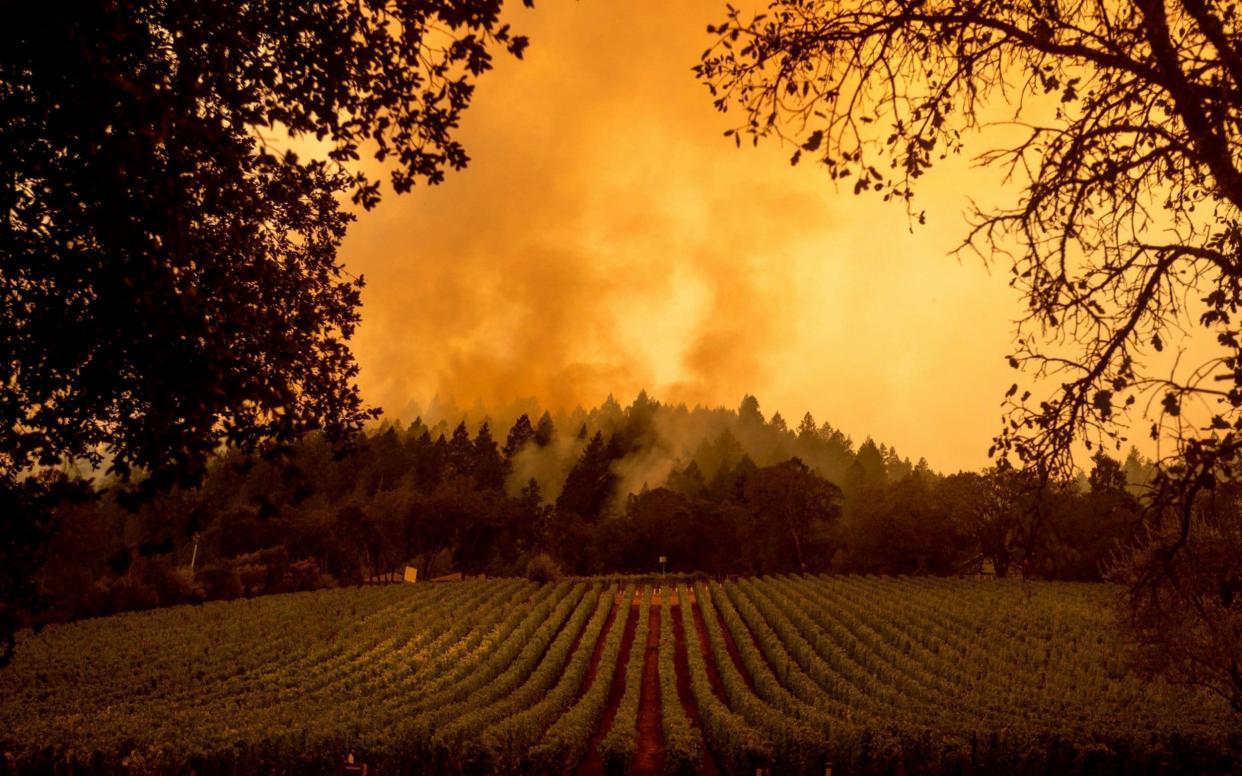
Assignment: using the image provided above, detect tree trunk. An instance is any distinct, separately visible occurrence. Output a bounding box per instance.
[790,527,807,573]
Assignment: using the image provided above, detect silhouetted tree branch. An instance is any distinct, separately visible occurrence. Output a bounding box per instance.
[697,0,1242,707]
[0,0,533,664]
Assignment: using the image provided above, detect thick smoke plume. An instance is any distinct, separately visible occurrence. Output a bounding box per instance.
[407,392,902,510]
[342,0,1021,473]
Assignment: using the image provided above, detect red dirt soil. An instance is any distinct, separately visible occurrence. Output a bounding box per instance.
[668,591,722,776]
[576,594,638,776]
[574,592,623,707]
[631,592,667,776]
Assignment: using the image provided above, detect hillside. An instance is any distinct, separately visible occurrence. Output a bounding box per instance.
[0,576,1236,775]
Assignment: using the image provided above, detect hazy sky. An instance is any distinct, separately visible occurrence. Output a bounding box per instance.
[340,1,1028,472]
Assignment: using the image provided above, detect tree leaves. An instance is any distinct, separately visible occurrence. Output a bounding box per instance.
[694,0,1242,705]
[0,0,534,660]
[1093,390,1112,419]
[1,0,533,484]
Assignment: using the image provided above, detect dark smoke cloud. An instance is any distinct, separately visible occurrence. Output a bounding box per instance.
[340,0,1023,472]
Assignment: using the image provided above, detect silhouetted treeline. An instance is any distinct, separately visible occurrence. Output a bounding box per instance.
[35,393,1154,621]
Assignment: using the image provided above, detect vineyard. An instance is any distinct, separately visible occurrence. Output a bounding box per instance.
[0,576,1237,774]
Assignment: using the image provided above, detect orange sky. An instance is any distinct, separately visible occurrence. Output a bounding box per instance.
[340,0,1029,473]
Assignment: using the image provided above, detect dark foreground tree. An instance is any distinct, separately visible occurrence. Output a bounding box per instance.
[1113,481,1242,710]
[0,0,533,663]
[697,0,1242,706]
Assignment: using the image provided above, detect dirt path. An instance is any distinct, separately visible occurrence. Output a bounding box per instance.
[574,592,623,707]
[631,592,666,775]
[576,594,638,776]
[669,591,722,776]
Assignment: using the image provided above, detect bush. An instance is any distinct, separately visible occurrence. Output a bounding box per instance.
[234,562,268,597]
[197,563,242,600]
[282,558,323,592]
[163,566,204,605]
[525,553,562,583]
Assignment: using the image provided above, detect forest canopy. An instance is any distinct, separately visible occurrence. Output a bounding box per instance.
[38,393,1152,626]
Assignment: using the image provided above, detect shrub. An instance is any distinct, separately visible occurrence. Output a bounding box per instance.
[197,563,242,600]
[525,553,563,583]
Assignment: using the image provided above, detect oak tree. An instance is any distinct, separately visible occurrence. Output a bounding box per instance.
[697,0,1242,706]
[1,0,532,663]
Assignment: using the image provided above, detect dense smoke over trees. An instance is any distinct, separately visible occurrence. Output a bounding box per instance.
[408,391,876,506]
[32,392,1155,626]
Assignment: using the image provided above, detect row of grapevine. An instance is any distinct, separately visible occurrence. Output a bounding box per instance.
[1,576,1237,774]
[675,585,771,775]
[2,583,449,769]
[392,581,590,764]
[597,587,652,771]
[693,582,826,772]
[530,586,636,773]
[739,575,1004,771]
[474,587,617,771]
[189,579,519,771]
[712,575,1237,774]
[11,584,419,714]
[658,589,703,774]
